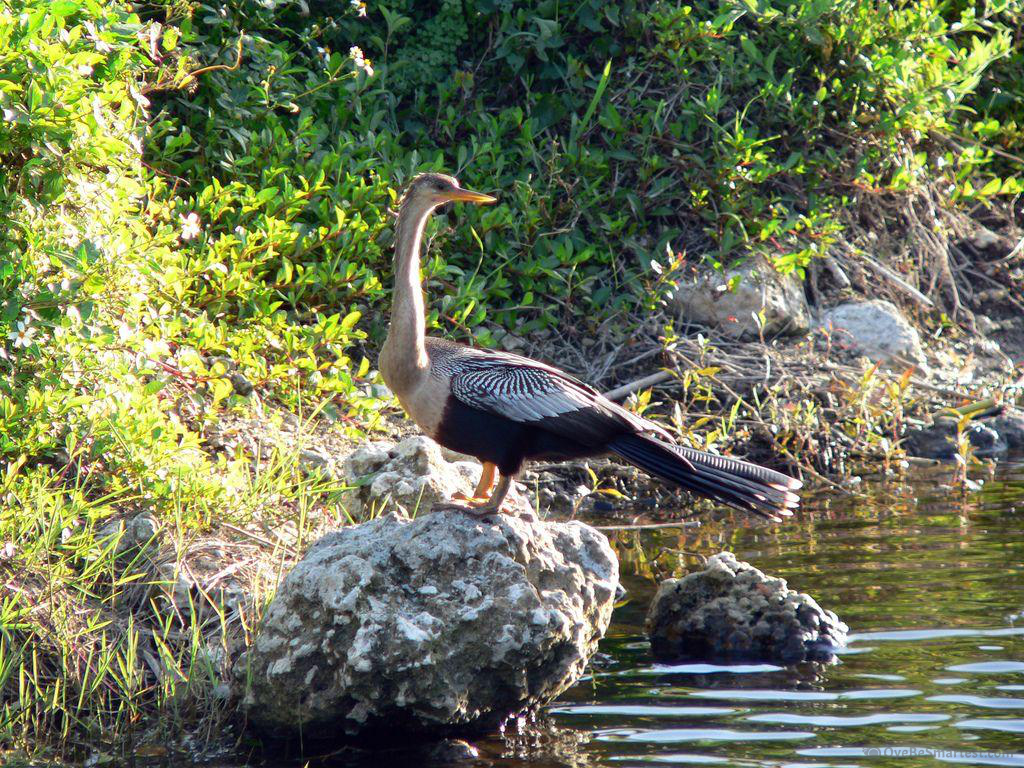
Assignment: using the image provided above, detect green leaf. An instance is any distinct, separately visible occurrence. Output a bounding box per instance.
[50,1,81,17]
[341,310,361,331]
[978,177,1001,196]
[210,378,233,407]
[255,187,279,205]
[162,27,178,51]
[740,36,761,63]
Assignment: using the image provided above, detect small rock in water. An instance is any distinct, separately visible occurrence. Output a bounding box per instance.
[238,511,618,740]
[423,739,479,763]
[905,420,1008,460]
[989,408,1024,451]
[645,552,848,663]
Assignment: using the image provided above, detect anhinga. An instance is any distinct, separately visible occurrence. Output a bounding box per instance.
[378,173,802,519]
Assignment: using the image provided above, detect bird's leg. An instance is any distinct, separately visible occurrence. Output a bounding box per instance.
[452,462,495,503]
[462,475,512,517]
[432,474,514,518]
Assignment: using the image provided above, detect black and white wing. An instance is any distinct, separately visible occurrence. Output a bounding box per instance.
[431,339,800,517]
[445,345,673,446]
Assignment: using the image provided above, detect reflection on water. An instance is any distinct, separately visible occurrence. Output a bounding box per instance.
[473,461,1024,768]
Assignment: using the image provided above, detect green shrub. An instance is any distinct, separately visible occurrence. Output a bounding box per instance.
[147,0,1018,355]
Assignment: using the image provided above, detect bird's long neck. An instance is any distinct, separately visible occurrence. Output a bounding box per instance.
[381,199,432,389]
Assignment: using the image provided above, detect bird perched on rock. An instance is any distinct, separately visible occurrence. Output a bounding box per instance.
[378,173,802,519]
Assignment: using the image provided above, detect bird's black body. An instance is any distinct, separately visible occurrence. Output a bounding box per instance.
[436,395,605,476]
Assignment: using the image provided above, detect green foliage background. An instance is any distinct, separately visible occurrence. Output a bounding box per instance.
[4,0,1022,512]
[0,0,1022,752]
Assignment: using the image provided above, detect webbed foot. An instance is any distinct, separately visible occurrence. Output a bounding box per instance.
[431,499,506,519]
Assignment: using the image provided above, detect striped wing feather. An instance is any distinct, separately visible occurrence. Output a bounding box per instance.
[446,346,671,443]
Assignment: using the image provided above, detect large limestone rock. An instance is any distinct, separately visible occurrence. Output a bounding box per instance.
[342,436,532,518]
[239,511,618,740]
[645,552,847,663]
[819,300,925,366]
[672,256,810,340]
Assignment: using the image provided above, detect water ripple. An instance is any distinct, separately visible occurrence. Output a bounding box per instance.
[954,718,1024,733]
[607,754,732,764]
[614,663,785,677]
[688,689,923,703]
[796,747,1024,766]
[947,661,1024,674]
[549,704,736,717]
[928,694,1024,710]
[596,727,817,743]
[850,628,1024,642]
[746,712,949,727]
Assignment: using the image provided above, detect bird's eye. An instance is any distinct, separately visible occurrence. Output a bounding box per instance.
[433,181,446,191]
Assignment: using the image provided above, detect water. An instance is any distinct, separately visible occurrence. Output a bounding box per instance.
[467,461,1024,768]
[207,462,1023,768]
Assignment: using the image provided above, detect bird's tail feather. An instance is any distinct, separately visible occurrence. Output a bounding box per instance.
[607,433,802,519]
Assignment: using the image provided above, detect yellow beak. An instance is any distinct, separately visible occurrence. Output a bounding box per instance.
[447,188,497,205]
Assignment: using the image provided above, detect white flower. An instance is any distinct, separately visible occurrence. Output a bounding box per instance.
[77,64,93,76]
[179,212,202,241]
[350,0,367,17]
[84,21,113,53]
[91,95,107,129]
[349,45,374,76]
[8,320,35,349]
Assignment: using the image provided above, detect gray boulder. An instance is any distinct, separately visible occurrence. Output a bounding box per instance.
[238,511,618,740]
[989,408,1024,451]
[342,436,532,518]
[819,300,925,366]
[672,256,809,340]
[904,420,1008,460]
[97,511,162,557]
[645,552,847,663]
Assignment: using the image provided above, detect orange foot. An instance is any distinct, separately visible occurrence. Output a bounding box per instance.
[450,493,491,506]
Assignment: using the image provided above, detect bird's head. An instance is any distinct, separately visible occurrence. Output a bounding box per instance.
[399,173,496,213]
